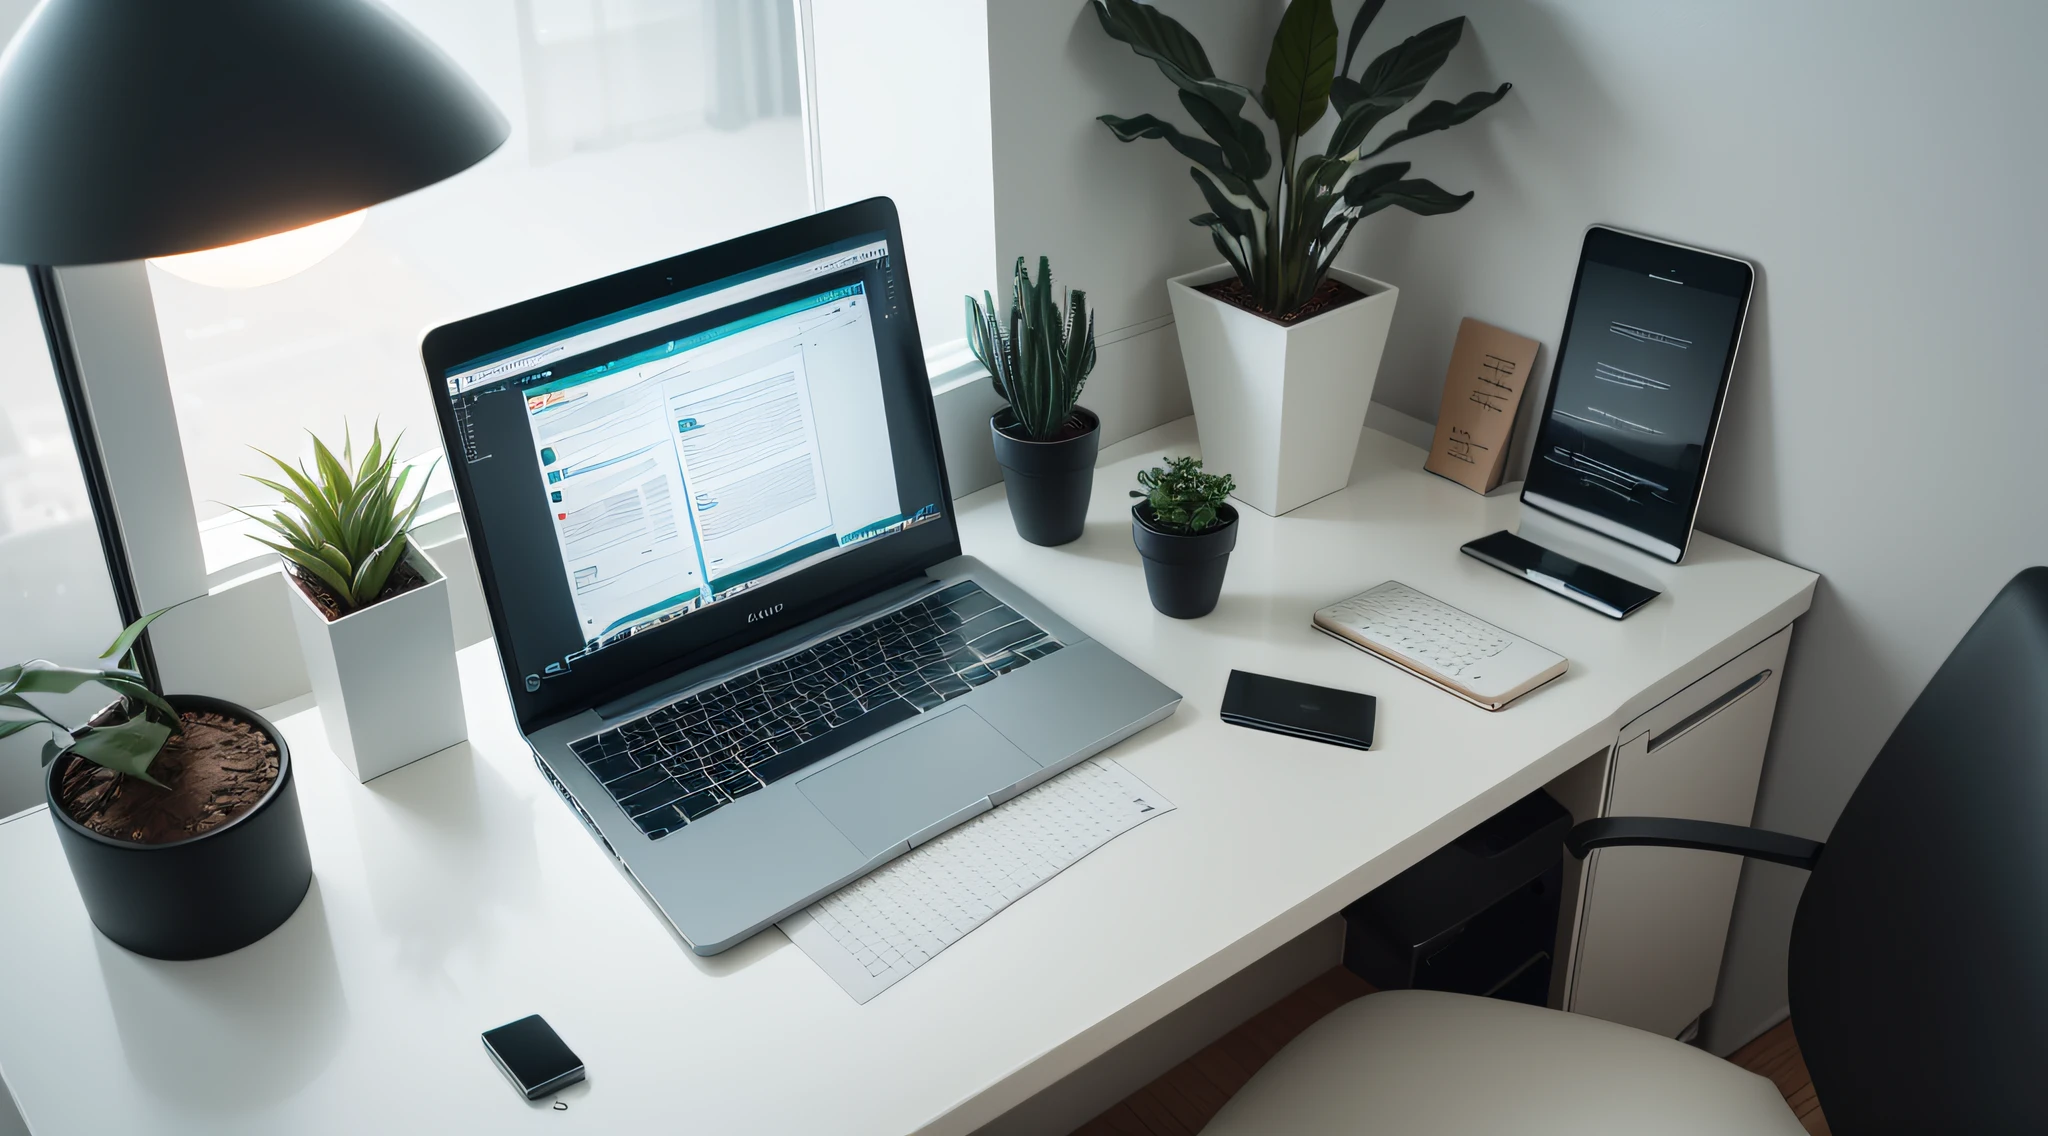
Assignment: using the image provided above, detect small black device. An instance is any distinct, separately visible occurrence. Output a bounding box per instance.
[1220,670,1376,751]
[1460,529,1660,620]
[1520,225,1754,565]
[481,1014,585,1100]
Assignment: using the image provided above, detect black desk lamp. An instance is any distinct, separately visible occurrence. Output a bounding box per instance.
[0,0,507,688]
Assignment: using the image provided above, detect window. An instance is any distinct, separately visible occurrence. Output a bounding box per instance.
[0,267,121,813]
[150,0,812,569]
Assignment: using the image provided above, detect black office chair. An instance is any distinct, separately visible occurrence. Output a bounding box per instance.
[1205,568,2048,1134]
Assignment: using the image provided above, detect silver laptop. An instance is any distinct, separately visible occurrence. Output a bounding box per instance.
[424,198,1179,954]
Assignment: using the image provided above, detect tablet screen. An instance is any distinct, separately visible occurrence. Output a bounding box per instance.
[1522,227,1753,562]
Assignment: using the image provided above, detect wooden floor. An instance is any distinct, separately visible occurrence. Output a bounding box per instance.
[1075,968,1827,1135]
[1729,1019,1829,1135]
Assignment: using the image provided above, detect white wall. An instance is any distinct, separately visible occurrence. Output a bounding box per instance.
[1332,0,2048,1052]
[930,0,1283,497]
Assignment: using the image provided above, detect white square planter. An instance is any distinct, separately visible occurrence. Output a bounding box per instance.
[285,544,467,782]
[1167,263,1399,516]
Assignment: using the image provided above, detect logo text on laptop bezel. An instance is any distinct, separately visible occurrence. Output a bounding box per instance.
[747,603,785,623]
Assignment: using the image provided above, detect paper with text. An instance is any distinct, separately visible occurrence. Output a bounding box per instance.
[780,758,1175,1002]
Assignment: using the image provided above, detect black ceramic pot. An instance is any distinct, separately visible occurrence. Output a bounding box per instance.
[46,694,313,960]
[990,407,1100,546]
[1131,502,1239,618]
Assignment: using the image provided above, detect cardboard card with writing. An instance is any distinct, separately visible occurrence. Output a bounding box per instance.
[1424,318,1542,494]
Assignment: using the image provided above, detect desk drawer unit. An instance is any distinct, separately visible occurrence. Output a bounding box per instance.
[1567,624,1792,1038]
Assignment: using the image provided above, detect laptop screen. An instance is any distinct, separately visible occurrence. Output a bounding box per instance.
[428,203,956,728]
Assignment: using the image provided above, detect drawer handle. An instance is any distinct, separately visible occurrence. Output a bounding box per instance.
[1648,669,1773,753]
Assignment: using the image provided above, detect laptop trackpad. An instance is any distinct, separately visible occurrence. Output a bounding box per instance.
[796,707,1037,858]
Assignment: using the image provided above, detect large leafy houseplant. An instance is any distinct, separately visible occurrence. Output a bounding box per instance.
[1093,0,1510,319]
[4,606,315,960]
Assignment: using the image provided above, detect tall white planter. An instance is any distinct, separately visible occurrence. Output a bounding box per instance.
[286,544,466,782]
[1168,263,1399,516]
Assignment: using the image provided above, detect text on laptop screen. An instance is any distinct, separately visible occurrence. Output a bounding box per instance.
[440,234,943,688]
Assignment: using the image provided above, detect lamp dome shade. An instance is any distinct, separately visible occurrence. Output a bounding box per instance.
[0,0,509,266]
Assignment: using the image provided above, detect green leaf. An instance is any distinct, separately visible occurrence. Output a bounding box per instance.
[1177,89,1272,184]
[352,534,407,604]
[1098,112,1230,176]
[65,718,170,788]
[1263,0,1339,142]
[0,718,45,741]
[1355,16,1465,109]
[98,602,184,666]
[1340,0,1387,76]
[1364,83,1511,158]
[8,661,126,697]
[1340,160,1412,205]
[89,675,181,728]
[309,431,350,503]
[1189,167,1262,249]
[1090,0,1257,121]
[1356,176,1475,218]
[255,537,355,603]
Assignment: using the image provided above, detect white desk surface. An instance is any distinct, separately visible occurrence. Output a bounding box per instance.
[0,420,1814,1135]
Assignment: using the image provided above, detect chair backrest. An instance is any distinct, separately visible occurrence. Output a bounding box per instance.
[1789,567,2048,1133]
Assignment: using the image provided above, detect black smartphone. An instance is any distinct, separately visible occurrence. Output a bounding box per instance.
[1220,670,1376,751]
[1461,529,1660,619]
[482,1014,585,1100]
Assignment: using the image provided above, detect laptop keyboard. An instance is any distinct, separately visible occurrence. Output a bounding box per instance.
[568,581,1062,839]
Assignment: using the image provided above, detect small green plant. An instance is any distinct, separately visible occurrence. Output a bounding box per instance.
[235,423,434,614]
[0,608,184,786]
[966,255,1096,441]
[1092,0,1510,319]
[1133,455,1236,534]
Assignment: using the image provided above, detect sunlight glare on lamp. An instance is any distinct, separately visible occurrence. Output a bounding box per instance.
[149,210,368,288]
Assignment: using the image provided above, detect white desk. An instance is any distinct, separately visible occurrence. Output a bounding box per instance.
[0,420,1814,1135]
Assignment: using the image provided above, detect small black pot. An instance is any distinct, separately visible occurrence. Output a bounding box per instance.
[46,694,313,960]
[1132,502,1239,618]
[991,406,1100,546]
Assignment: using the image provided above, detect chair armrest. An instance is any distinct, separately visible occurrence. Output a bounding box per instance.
[1565,817,1823,871]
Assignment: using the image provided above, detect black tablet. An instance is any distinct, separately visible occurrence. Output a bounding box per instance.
[1521,226,1754,563]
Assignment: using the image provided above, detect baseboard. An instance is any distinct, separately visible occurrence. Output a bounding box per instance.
[972,917,1345,1136]
[1705,1003,1791,1058]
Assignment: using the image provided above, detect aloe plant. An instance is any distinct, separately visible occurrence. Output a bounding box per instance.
[0,607,185,786]
[1093,0,1510,319]
[234,423,434,614]
[966,255,1096,442]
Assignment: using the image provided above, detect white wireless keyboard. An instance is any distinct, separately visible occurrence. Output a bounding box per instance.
[1313,581,1567,710]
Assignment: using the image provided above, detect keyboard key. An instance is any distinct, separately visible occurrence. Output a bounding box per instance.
[583,753,637,784]
[750,696,918,785]
[676,791,724,820]
[620,779,687,817]
[606,765,670,800]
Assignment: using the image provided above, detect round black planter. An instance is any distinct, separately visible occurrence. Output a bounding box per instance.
[1131,502,1239,619]
[991,407,1100,546]
[46,695,313,960]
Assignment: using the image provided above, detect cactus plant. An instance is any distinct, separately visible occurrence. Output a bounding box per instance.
[966,255,1096,442]
[1092,0,1510,320]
